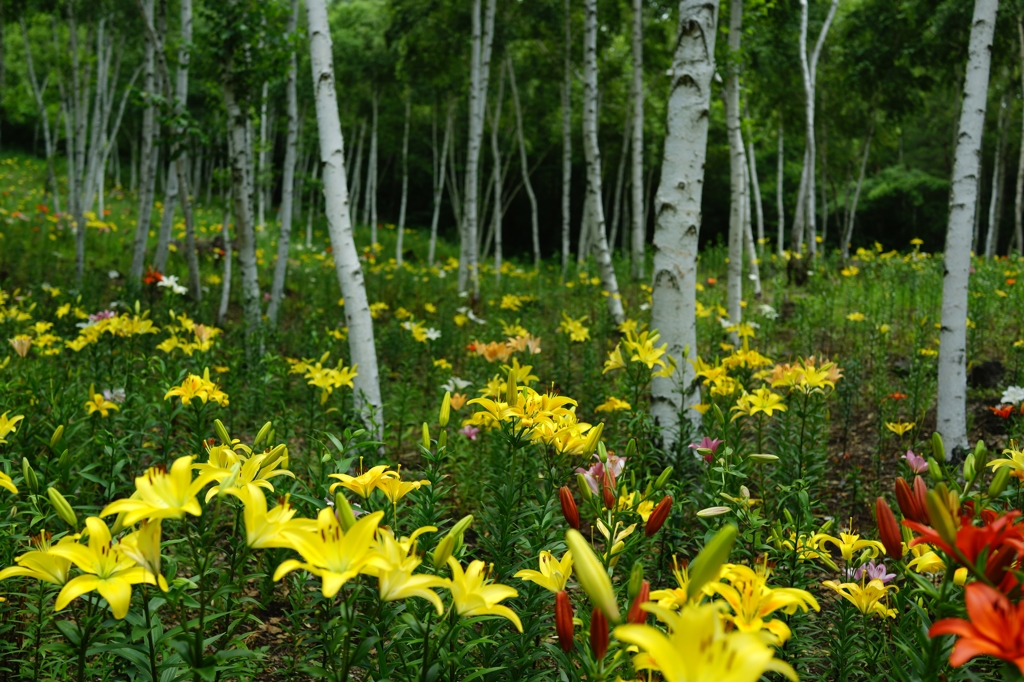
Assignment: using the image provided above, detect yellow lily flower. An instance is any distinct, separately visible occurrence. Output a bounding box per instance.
[228,485,314,550]
[708,563,819,644]
[812,530,885,563]
[514,550,573,593]
[0,471,17,495]
[100,456,219,526]
[366,526,450,614]
[821,579,898,619]
[614,602,798,682]
[885,420,915,437]
[85,392,120,418]
[119,520,169,591]
[987,441,1024,479]
[273,508,385,598]
[650,556,725,609]
[0,531,75,585]
[376,472,431,506]
[328,464,398,499]
[49,517,154,619]
[603,344,627,374]
[202,446,295,501]
[447,557,523,632]
[0,411,25,444]
[730,388,787,420]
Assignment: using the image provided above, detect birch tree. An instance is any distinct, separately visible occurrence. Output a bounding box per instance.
[630,0,645,280]
[507,56,540,268]
[396,92,411,266]
[650,0,720,447]
[747,137,765,254]
[268,0,301,325]
[19,17,60,215]
[130,0,160,282]
[561,0,572,279]
[984,95,1008,258]
[428,101,453,265]
[840,122,872,260]
[368,89,379,244]
[937,0,998,454]
[490,65,506,280]
[1016,18,1024,255]
[306,0,384,437]
[776,121,784,256]
[583,0,625,325]
[724,0,746,325]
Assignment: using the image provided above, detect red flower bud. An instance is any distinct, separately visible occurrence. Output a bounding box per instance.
[555,590,574,652]
[559,486,580,529]
[985,544,1019,585]
[601,469,617,510]
[627,580,650,624]
[589,607,608,660]
[913,475,931,525]
[875,497,903,561]
[645,496,673,537]
[894,477,924,524]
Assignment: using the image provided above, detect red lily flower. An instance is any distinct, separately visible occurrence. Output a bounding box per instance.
[904,510,1023,583]
[991,405,1014,419]
[931,582,1024,674]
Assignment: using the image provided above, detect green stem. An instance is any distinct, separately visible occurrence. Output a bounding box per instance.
[142,586,160,682]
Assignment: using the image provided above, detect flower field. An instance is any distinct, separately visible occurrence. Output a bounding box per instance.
[2,153,1024,681]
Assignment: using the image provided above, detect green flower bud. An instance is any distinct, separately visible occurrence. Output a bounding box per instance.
[21,458,39,494]
[450,514,474,538]
[214,419,231,445]
[253,421,273,449]
[963,453,976,483]
[973,440,988,470]
[577,474,593,502]
[335,493,357,532]
[654,467,674,491]
[925,489,958,548]
[47,487,77,529]
[565,529,620,622]
[927,457,943,482]
[628,561,644,599]
[49,425,64,449]
[432,534,456,568]
[624,439,637,459]
[438,430,447,449]
[931,432,945,462]
[687,524,738,600]
[422,423,431,450]
[989,467,1012,499]
[439,391,452,427]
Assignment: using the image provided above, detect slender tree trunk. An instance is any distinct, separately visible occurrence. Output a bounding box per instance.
[650,0,720,446]
[130,0,159,281]
[429,101,453,265]
[841,123,873,260]
[561,0,572,279]
[306,0,384,436]
[938,0,998,453]
[630,0,645,279]
[582,0,625,323]
[725,0,746,325]
[396,92,411,266]
[20,18,61,215]
[257,80,269,228]
[306,158,319,247]
[985,95,1008,258]
[369,89,379,244]
[748,138,765,255]
[744,154,762,296]
[507,56,541,267]
[218,208,232,325]
[1016,18,1024,255]
[490,64,505,281]
[610,101,631,256]
[776,120,785,256]
[268,0,300,325]
[350,120,366,225]
[153,169,178,271]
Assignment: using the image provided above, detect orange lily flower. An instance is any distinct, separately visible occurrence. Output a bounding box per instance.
[931,582,1024,674]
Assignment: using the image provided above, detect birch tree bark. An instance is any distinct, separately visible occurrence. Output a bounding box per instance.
[651,0,719,447]
[724,0,746,325]
[841,122,873,260]
[985,95,1008,258]
[306,0,384,436]
[268,0,300,325]
[630,0,646,280]
[306,158,319,247]
[429,101,453,265]
[776,121,784,256]
[218,208,232,325]
[561,0,573,279]
[257,80,269,228]
[396,92,411,266]
[744,156,762,296]
[369,89,379,244]
[507,56,541,267]
[20,17,61,215]
[610,101,631,254]
[583,0,625,324]
[793,0,839,256]
[490,65,505,281]
[747,138,765,255]
[1016,18,1024,254]
[459,0,496,295]
[130,0,159,281]
[350,120,365,225]
[938,0,999,454]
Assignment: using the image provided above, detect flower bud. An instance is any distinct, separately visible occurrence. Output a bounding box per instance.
[913,476,931,525]
[963,453,976,483]
[931,432,945,463]
[432,534,456,569]
[253,421,273,449]
[214,419,231,445]
[974,440,988,469]
[565,529,620,622]
[439,391,451,427]
[628,561,644,599]
[697,506,731,518]
[49,425,64,449]
[601,469,617,510]
[597,440,608,463]
[22,458,39,494]
[924,489,958,548]
[687,524,737,600]
[559,486,580,530]
[627,580,650,624]
[875,497,903,561]
[422,423,431,450]
[58,449,70,471]
[927,458,943,482]
[894,477,925,524]
[47,487,77,529]
[335,493,357,532]
[261,444,287,471]
[748,453,779,463]
[438,430,447,450]
[624,438,637,459]
[450,514,474,538]
[589,607,609,660]
[654,466,673,491]
[576,474,593,502]
[989,466,1011,499]
[583,423,604,457]
[506,369,518,404]
[555,590,575,652]
[645,496,673,537]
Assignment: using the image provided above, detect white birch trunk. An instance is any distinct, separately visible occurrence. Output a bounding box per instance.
[841,124,872,260]
[725,0,745,325]
[350,120,365,224]
[306,0,384,436]
[491,63,506,281]
[369,89,379,244]
[776,121,784,256]
[396,92,411,266]
[153,170,178,271]
[130,0,158,281]
[257,80,269,228]
[610,101,631,255]
[650,0,719,446]
[218,209,232,325]
[985,95,1008,258]
[429,101,453,265]
[748,138,765,255]
[743,159,761,296]
[306,158,319,247]
[630,0,645,280]
[268,0,300,325]
[1016,18,1024,254]
[938,0,998,454]
[583,0,625,324]
[561,0,572,279]
[507,56,541,267]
